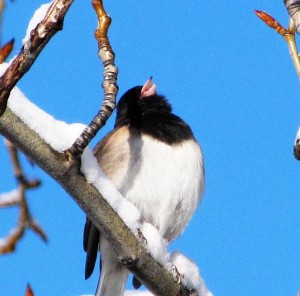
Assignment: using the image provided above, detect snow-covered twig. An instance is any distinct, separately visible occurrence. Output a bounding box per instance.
[0,0,74,116]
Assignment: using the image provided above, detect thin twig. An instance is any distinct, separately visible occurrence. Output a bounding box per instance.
[65,0,118,161]
[24,283,34,296]
[285,19,300,77]
[255,10,300,77]
[0,140,46,254]
[0,0,74,116]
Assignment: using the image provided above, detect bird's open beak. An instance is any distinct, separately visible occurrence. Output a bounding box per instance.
[141,77,156,98]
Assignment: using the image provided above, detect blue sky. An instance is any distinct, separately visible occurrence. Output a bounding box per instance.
[1,1,300,295]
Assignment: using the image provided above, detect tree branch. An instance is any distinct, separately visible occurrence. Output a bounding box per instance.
[0,0,74,116]
[255,10,300,77]
[0,140,46,254]
[0,106,191,296]
[66,0,118,160]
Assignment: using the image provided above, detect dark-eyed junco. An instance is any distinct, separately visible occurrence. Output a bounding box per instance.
[83,78,205,296]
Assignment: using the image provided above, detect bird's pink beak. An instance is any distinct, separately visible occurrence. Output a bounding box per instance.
[141,78,156,98]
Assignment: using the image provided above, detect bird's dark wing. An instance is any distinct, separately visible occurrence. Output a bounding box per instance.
[83,130,118,280]
[83,217,100,279]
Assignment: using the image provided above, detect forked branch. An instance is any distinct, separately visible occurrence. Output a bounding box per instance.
[255,8,300,159]
[0,140,46,254]
[255,10,300,77]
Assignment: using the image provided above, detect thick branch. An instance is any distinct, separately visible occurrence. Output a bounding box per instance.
[284,0,300,34]
[0,107,191,296]
[0,0,74,116]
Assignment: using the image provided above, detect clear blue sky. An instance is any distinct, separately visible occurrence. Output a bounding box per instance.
[1,1,300,295]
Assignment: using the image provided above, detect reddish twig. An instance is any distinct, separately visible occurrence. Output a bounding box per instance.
[255,9,300,77]
[25,283,34,296]
[255,9,288,35]
[0,0,74,116]
[0,38,14,63]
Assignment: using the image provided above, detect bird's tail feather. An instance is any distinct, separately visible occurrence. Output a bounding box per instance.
[95,238,129,296]
[95,260,128,296]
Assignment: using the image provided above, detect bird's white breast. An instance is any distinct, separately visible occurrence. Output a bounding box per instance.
[97,126,205,242]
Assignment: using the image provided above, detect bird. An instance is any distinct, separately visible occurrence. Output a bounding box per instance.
[83,78,205,296]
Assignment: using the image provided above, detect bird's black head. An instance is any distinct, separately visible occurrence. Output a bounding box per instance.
[114,79,194,144]
[114,78,172,128]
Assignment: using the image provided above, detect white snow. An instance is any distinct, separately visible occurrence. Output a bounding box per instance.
[0,61,86,152]
[170,252,213,296]
[22,2,54,44]
[0,188,20,204]
[8,86,86,151]
[139,222,172,272]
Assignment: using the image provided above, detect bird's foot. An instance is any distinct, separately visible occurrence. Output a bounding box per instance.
[137,228,147,244]
[172,265,181,284]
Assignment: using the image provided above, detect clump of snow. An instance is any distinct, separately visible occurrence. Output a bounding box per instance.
[139,222,172,272]
[22,2,53,44]
[9,87,86,151]
[170,252,213,296]
[0,189,20,204]
[0,61,86,152]
[8,86,86,151]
